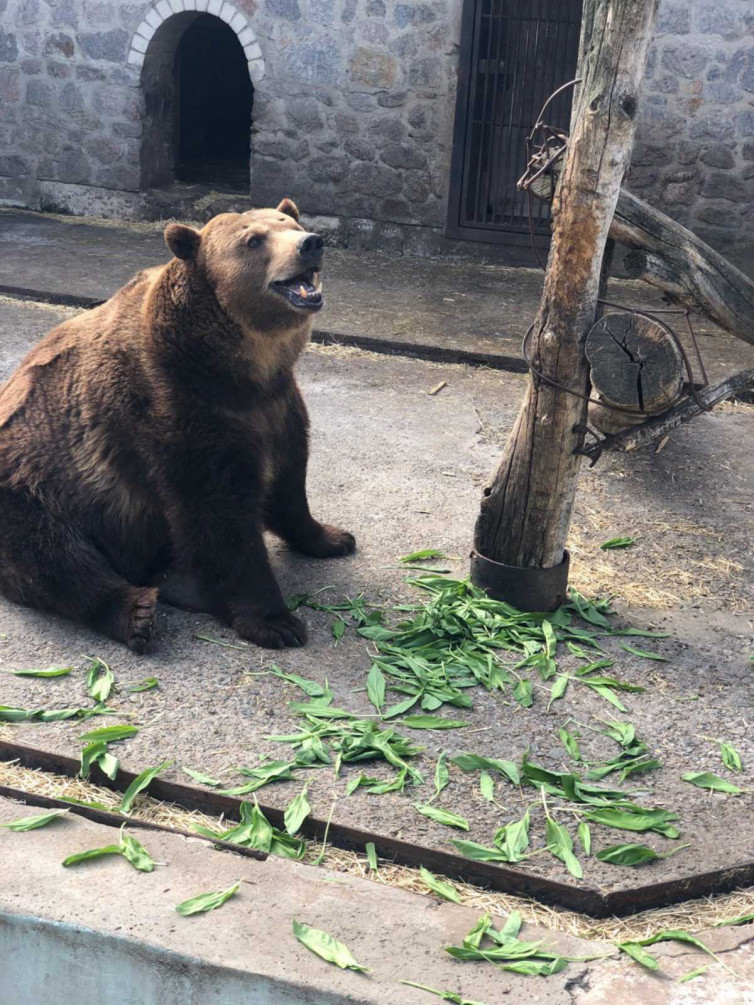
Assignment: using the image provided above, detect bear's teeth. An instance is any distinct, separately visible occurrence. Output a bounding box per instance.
[299,285,308,298]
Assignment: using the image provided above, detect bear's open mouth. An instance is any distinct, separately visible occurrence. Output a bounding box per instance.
[269,268,323,311]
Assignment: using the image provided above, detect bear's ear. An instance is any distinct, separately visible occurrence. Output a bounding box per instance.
[164,223,201,261]
[276,197,300,222]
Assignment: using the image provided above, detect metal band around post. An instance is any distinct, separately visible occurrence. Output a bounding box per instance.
[470,549,570,612]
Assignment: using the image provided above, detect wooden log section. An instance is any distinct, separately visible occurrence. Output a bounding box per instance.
[474,0,660,575]
[585,312,684,415]
[528,178,754,347]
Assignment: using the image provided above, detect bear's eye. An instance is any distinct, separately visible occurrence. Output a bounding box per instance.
[246,235,264,249]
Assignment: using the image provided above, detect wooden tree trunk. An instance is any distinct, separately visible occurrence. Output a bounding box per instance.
[473,0,659,590]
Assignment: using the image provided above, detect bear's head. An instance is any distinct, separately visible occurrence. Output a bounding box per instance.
[164,199,324,329]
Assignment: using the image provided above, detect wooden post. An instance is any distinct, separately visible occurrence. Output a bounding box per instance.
[472,0,660,608]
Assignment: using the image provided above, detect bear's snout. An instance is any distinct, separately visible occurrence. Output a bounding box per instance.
[298,233,324,269]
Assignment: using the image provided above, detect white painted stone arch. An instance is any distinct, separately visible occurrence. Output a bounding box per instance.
[127,0,265,84]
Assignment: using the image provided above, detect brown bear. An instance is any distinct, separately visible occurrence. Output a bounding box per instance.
[0,199,355,652]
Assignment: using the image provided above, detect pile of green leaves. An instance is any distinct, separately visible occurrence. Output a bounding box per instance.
[444,910,602,976]
[193,799,306,859]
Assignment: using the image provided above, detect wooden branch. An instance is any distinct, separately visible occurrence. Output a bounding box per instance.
[474,0,660,572]
[580,368,754,460]
[528,176,754,346]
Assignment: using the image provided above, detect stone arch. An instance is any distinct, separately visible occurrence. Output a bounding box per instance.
[128,1,265,82]
[130,2,265,190]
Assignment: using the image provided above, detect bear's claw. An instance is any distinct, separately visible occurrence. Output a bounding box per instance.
[233,609,308,649]
[294,524,356,559]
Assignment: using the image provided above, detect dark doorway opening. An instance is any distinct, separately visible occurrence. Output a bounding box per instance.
[447,0,582,248]
[175,14,253,189]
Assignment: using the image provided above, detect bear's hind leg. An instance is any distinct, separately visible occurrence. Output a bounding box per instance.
[0,489,158,652]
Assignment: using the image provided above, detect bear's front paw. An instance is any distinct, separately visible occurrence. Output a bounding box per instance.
[296,524,356,559]
[233,609,307,649]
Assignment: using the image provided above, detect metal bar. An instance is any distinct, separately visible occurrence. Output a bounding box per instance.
[4,739,754,918]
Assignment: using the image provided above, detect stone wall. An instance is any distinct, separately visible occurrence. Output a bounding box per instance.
[631,0,754,262]
[0,0,751,263]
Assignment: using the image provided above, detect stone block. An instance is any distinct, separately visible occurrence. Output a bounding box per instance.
[661,44,710,80]
[281,37,340,85]
[705,80,741,103]
[689,114,735,140]
[20,58,42,74]
[694,3,741,37]
[0,154,31,176]
[59,81,85,113]
[741,49,754,93]
[663,180,697,204]
[344,136,374,161]
[379,143,427,169]
[349,160,402,197]
[308,155,346,183]
[377,90,407,107]
[366,0,386,17]
[346,91,377,112]
[394,3,436,28]
[696,204,739,228]
[656,2,690,35]
[80,29,130,62]
[699,145,735,169]
[334,111,359,134]
[43,33,75,58]
[409,56,442,89]
[26,78,52,107]
[47,61,72,78]
[701,171,750,201]
[52,1,79,28]
[0,29,18,63]
[265,0,301,20]
[76,64,107,81]
[738,110,754,137]
[349,47,397,88]
[286,95,323,131]
[307,0,335,22]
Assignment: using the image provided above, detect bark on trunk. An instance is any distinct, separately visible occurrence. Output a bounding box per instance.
[474,0,660,575]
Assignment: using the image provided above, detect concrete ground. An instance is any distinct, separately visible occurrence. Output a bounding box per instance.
[0,210,753,1001]
[2,794,754,1005]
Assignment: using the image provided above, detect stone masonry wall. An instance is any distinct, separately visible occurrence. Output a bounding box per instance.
[0,0,751,262]
[631,0,754,262]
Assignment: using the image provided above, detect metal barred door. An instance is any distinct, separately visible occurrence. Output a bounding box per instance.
[447,0,583,246]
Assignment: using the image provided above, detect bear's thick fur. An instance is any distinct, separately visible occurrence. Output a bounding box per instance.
[0,199,355,651]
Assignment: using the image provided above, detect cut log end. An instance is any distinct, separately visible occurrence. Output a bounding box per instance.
[585,311,684,415]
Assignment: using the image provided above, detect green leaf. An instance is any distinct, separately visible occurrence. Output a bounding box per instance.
[479,771,495,802]
[175,882,240,916]
[80,739,107,780]
[292,920,370,972]
[558,727,581,762]
[62,844,123,867]
[284,785,311,836]
[499,958,568,976]
[450,753,520,786]
[493,810,530,862]
[332,619,347,643]
[365,841,378,872]
[366,664,386,710]
[120,761,172,815]
[578,821,592,856]
[10,667,73,678]
[545,818,582,878]
[182,767,223,787]
[682,771,742,795]
[434,751,449,798]
[618,643,668,662]
[86,658,114,703]
[451,839,511,863]
[268,666,328,699]
[584,806,680,838]
[596,842,690,866]
[119,831,155,873]
[97,751,120,781]
[463,913,493,949]
[1,809,69,831]
[720,742,742,773]
[618,942,660,970]
[193,634,248,649]
[401,715,469,730]
[547,675,568,709]
[678,966,707,983]
[400,982,487,1005]
[78,724,138,743]
[420,866,461,903]
[600,537,635,550]
[513,679,533,708]
[584,682,628,712]
[415,804,469,831]
[714,912,754,928]
[400,549,447,563]
[381,695,420,718]
[128,677,159,693]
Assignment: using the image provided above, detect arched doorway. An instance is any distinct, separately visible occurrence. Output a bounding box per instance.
[176,16,253,188]
[138,11,255,192]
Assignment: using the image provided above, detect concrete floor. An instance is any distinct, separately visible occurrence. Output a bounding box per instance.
[3,794,754,1005]
[0,297,752,909]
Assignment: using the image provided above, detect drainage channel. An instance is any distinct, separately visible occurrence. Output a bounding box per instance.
[0,284,529,375]
[3,740,753,919]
